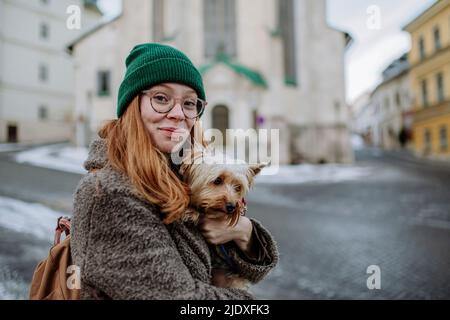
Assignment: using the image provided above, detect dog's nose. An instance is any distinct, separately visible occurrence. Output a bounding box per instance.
[226,203,236,213]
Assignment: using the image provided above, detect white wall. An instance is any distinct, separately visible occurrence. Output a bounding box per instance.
[71,0,352,163]
[370,72,412,149]
[0,0,102,143]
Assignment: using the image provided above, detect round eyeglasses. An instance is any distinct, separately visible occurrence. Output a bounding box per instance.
[141,90,207,119]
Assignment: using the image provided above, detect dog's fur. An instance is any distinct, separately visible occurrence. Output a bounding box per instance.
[179,146,266,289]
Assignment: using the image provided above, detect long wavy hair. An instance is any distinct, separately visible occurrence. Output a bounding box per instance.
[98,95,206,224]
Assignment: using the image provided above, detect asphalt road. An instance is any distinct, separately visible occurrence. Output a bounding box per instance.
[1,147,449,299]
[250,148,450,299]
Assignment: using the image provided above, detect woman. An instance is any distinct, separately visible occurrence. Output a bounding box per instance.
[71,43,279,299]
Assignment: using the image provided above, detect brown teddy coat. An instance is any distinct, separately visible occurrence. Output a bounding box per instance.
[71,138,279,299]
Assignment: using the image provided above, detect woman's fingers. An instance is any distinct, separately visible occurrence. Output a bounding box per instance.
[198,216,236,245]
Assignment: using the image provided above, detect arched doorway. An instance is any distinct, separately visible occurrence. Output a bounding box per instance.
[212,105,229,146]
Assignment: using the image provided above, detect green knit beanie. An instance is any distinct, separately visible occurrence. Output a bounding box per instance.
[117,43,206,118]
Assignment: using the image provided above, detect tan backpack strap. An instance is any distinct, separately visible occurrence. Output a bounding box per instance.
[53,168,100,244]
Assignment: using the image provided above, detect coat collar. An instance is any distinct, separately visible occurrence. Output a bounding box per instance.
[83,137,108,172]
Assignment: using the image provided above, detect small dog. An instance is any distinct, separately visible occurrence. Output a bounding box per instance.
[179,146,266,289]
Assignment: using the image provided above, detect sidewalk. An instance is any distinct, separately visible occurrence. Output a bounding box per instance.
[0,140,71,153]
[381,148,450,170]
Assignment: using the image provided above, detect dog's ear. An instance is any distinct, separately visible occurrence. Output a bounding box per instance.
[249,162,269,176]
[246,161,269,186]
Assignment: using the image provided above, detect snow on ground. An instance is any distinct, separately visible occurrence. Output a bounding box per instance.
[351,134,365,150]
[14,144,88,174]
[0,266,30,300]
[0,144,27,153]
[0,196,65,300]
[0,196,63,241]
[12,143,373,184]
[257,164,373,184]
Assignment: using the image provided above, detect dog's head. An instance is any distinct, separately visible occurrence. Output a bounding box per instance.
[180,148,267,226]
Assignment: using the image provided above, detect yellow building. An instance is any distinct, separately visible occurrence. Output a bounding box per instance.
[404,0,450,160]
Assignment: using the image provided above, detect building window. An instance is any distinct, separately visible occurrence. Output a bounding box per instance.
[203,0,237,59]
[279,0,297,86]
[433,27,441,51]
[395,91,401,108]
[384,96,390,112]
[38,106,48,120]
[334,100,340,113]
[440,125,448,152]
[153,0,164,42]
[97,71,110,96]
[436,72,444,103]
[212,105,229,146]
[40,22,49,39]
[421,79,428,107]
[38,64,48,82]
[252,110,258,129]
[7,124,18,143]
[419,36,425,60]
[424,128,432,154]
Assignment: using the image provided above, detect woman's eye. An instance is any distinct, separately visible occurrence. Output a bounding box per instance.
[183,100,196,109]
[234,185,242,192]
[213,177,223,185]
[154,95,169,103]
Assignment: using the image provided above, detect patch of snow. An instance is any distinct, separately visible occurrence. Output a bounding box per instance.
[0,144,26,153]
[14,144,88,174]
[351,134,365,150]
[256,164,373,184]
[0,196,63,241]
[0,266,29,300]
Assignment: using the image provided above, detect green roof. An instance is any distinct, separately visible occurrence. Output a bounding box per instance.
[83,0,103,15]
[198,52,268,88]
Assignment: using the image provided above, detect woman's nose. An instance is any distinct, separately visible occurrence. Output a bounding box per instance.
[167,102,185,120]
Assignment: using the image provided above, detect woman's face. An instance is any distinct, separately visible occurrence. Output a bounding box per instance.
[140,83,197,153]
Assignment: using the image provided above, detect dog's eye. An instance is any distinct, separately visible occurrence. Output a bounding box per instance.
[213,177,223,185]
[234,185,242,192]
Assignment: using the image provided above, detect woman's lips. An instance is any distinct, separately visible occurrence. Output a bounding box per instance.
[159,128,175,137]
[159,127,188,139]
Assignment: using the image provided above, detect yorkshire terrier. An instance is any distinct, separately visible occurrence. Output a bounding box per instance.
[179,146,266,289]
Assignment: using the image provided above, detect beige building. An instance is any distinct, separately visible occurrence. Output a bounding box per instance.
[404,0,450,160]
[69,0,353,164]
[0,0,103,144]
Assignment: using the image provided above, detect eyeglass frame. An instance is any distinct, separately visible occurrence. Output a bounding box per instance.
[140,89,207,119]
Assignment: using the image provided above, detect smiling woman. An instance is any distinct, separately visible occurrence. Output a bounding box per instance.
[139,83,206,153]
[70,43,279,300]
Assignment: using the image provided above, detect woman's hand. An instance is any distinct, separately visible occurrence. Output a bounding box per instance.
[198,215,257,258]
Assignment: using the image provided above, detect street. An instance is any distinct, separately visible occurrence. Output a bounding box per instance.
[1,147,450,299]
[250,148,450,299]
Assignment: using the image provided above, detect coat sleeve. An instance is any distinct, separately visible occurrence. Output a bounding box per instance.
[225,218,279,284]
[71,174,253,300]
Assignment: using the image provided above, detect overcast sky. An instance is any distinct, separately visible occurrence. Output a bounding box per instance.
[97,0,437,104]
